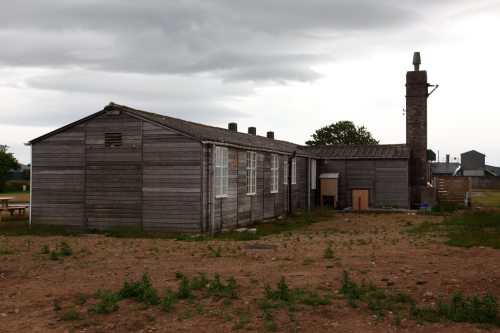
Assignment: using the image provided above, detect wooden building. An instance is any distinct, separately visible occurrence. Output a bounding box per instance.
[28,103,313,233]
[306,145,410,209]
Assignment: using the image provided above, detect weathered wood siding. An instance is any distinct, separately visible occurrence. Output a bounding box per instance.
[31,124,86,228]
[84,113,143,230]
[142,122,202,232]
[32,112,203,232]
[207,147,309,232]
[320,159,408,209]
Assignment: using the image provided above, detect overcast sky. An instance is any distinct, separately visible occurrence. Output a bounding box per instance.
[1,0,499,166]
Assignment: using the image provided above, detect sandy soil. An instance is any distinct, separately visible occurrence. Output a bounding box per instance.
[0,212,499,333]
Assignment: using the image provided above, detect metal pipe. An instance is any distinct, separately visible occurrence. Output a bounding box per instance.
[288,151,296,215]
[210,144,216,236]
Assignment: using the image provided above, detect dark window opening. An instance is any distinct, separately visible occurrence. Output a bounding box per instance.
[105,133,122,147]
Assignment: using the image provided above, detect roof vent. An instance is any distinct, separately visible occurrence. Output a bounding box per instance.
[248,127,256,135]
[267,131,274,139]
[228,122,238,131]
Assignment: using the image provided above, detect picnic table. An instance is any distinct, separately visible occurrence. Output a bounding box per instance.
[0,197,29,222]
[0,197,14,207]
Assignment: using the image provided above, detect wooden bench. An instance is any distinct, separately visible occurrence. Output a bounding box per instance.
[0,205,29,222]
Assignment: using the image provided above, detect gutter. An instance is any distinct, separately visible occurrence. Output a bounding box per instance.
[201,141,310,158]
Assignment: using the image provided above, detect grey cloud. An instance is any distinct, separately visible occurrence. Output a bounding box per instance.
[0,0,491,82]
[0,0,452,82]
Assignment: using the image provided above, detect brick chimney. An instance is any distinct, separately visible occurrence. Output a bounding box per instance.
[406,52,429,207]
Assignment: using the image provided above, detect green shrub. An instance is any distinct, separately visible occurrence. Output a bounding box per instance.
[339,271,361,303]
[59,241,72,256]
[207,273,238,300]
[159,293,176,312]
[439,291,498,323]
[264,276,290,302]
[176,277,191,299]
[118,272,159,306]
[294,289,331,307]
[91,290,119,314]
[41,245,49,254]
[49,250,59,261]
[190,272,209,290]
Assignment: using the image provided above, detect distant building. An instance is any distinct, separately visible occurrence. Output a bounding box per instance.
[461,150,485,176]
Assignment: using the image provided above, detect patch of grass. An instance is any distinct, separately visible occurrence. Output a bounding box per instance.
[76,293,87,305]
[0,223,78,236]
[52,299,62,311]
[207,245,221,257]
[176,277,192,299]
[0,191,29,203]
[118,272,159,306]
[472,191,500,208]
[91,290,120,314]
[264,276,291,302]
[322,243,334,259]
[190,272,209,290]
[339,271,361,306]
[207,273,238,301]
[292,289,331,307]
[444,212,500,249]
[49,250,59,261]
[59,241,73,256]
[436,291,498,324]
[407,221,443,235]
[159,293,176,312]
[41,245,49,254]
[0,247,14,255]
[62,309,80,321]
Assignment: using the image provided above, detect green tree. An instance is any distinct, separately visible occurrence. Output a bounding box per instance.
[0,145,20,192]
[305,121,379,146]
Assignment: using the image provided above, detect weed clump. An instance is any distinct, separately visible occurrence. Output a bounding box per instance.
[62,309,80,321]
[59,241,72,256]
[118,272,159,306]
[91,290,119,314]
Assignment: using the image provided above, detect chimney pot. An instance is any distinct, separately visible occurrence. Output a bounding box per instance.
[248,127,256,135]
[412,51,421,71]
[267,131,274,139]
[228,122,238,131]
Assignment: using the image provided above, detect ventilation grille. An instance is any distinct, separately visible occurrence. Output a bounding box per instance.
[105,133,122,147]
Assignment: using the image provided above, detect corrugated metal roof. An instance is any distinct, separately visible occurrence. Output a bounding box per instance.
[485,165,500,176]
[303,144,410,159]
[431,162,461,175]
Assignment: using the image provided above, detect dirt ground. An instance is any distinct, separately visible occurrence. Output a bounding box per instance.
[0,212,499,333]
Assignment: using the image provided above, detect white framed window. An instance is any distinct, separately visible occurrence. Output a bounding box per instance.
[291,157,297,185]
[246,151,257,195]
[215,146,228,197]
[271,154,279,193]
[283,159,288,184]
[311,159,317,190]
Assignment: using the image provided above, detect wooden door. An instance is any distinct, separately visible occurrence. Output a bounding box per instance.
[352,189,369,211]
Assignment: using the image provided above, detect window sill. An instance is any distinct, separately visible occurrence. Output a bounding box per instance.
[215,195,228,199]
[246,193,257,196]
[271,191,278,194]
